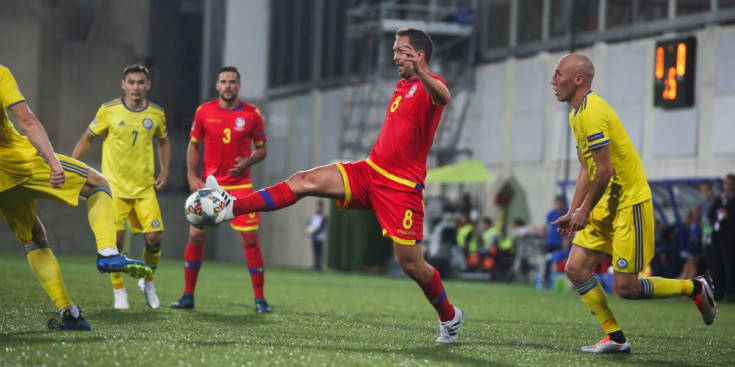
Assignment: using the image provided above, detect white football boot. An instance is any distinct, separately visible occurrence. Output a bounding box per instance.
[113,288,129,310]
[205,175,235,222]
[138,278,160,309]
[436,306,464,343]
[580,335,631,353]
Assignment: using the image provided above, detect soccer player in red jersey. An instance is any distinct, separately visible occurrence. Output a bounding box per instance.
[171,66,273,313]
[199,28,464,343]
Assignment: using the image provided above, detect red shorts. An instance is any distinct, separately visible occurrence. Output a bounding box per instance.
[335,158,424,245]
[223,184,259,232]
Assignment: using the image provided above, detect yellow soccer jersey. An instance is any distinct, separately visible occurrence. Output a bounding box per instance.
[89,98,167,198]
[570,92,651,209]
[0,65,37,192]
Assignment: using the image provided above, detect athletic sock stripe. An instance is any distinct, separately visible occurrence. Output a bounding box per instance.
[248,267,264,275]
[431,290,447,304]
[88,185,112,197]
[576,276,599,295]
[639,278,653,299]
[258,189,275,211]
[184,261,202,269]
[25,242,50,253]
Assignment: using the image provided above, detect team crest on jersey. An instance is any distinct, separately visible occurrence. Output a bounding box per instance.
[235,117,246,131]
[142,118,153,130]
[152,220,160,228]
[616,258,628,270]
[118,120,124,126]
[406,84,417,98]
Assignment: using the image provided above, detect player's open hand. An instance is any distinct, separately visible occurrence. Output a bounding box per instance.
[396,43,420,67]
[187,172,202,192]
[49,164,66,188]
[568,207,590,232]
[228,156,248,176]
[552,214,574,236]
[155,171,168,191]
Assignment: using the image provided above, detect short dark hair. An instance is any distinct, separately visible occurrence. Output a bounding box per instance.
[395,28,434,63]
[122,64,149,80]
[219,66,241,82]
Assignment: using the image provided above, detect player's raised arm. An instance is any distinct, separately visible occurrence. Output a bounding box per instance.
[71,128,97,160]
[396,42,451,106]
[9,102,65,188]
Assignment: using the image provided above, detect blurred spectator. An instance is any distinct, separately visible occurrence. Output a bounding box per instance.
[678,205,704,280]
[706,173,735,301]
[305,200,328,271]
[650,217,677,277]
[699,180,715,249]
[477,217,500,272]
[456,212,477,269]
[458,192,479,223]
[479,217,500,253]
[542,195,567,286]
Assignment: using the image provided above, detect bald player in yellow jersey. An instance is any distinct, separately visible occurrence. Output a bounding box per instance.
[550,54,717,354]
[0,65,152,330]
[73,65,170,310]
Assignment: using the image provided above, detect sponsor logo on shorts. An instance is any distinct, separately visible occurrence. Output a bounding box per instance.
[616,258,628,269]
[397,229,416,236]
[143,118,153,129]
[152,220,160,228]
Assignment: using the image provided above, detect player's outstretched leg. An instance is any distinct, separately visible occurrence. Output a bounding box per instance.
[83,175,153,279]
[691,275,717,325]
[96,252,153,278]
[203,175,297,225]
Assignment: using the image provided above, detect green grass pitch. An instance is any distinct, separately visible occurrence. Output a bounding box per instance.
[1,251,733,366]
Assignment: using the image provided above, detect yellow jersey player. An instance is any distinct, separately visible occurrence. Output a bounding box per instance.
[0,65,152,330]
[550,54,717,354]
[73,65,170,310]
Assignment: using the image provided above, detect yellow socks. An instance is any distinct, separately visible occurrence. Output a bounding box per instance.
[639,277,694,299]
[26,243,72,311]
[110,272,125,290]
[86,186,117,253]
[576,276,621,334]
[142,243,161,282]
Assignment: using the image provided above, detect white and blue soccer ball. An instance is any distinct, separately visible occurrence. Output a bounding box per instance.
[185,188,226,229]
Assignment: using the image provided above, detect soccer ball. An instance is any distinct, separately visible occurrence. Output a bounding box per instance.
[185,188,226,229]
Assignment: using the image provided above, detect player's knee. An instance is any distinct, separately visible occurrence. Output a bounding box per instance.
[613,280,640,299]
[145,238,161,253]
[189,229,207,244]
[239,232,258,247]
[286,171,315,194]
[564,262,585,282]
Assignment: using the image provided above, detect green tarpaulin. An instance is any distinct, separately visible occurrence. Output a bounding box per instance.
[425,159,494,184]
